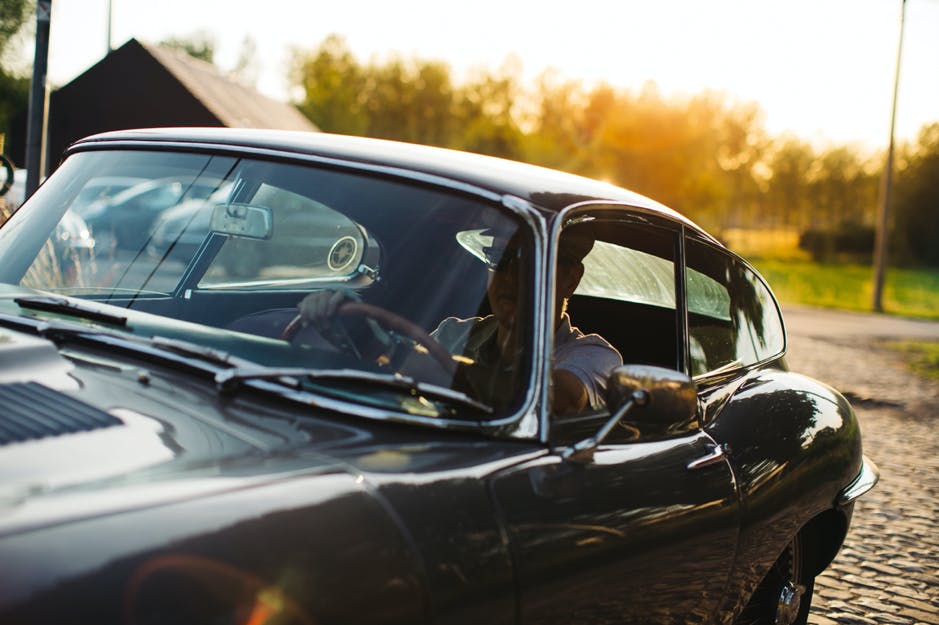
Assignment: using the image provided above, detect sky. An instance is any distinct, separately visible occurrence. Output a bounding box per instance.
[32,0,939,152]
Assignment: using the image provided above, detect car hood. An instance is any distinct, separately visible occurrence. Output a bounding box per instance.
[0,323,375,533]
[0,316,526,541]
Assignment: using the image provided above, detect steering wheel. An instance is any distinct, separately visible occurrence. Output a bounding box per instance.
[281,301,456,375]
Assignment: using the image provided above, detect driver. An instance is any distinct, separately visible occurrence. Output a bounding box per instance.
[297,228,622,414]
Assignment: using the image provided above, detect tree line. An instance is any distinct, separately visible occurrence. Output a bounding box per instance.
[1,22,936,267]
[0,0,31,155]
[292,35,939,267]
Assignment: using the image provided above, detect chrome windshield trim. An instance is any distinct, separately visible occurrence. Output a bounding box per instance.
[837,455,880,506]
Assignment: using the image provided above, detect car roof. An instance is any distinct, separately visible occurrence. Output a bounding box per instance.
[69,127,713,239]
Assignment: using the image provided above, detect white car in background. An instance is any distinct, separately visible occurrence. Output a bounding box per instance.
[2,168,26,211]
[2,169,95,261]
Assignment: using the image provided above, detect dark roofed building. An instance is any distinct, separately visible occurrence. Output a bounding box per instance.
[40,38,317,169]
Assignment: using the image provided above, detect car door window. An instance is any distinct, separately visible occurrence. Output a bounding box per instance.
[566,220,679,372]
[685,238,785,377]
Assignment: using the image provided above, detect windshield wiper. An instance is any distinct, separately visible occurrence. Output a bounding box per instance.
[0,311,122,340]
[1,309,493,416]
[0,312,243,377]
[14,295,128,326]
[215,366,493,415]
[147,335,236,367]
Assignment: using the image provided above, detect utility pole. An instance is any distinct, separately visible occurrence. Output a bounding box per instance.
[107,0,113,53]
[24,0,52,198]
[872,0,907,313]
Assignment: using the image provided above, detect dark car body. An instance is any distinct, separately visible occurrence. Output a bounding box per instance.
[0,128,876,625]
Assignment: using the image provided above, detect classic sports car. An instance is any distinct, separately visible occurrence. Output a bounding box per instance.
[0,128,877,625]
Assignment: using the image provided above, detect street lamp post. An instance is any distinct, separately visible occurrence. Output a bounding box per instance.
[872,0,907,313]
[24,0,52,199]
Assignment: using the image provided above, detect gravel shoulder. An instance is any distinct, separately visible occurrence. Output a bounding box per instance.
[781,305,939,625]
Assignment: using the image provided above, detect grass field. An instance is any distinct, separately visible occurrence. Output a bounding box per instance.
[885,341,939,382]
[724,228,939,378]
[723,228,939,320]
[751,259,939,320]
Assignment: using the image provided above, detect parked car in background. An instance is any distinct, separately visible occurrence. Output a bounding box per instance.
[0,128,877,625]
[1,167,25,211]
[0,168,95,270]
[146,182,364,278]
[77,175,223,251]
[145,184,234,259]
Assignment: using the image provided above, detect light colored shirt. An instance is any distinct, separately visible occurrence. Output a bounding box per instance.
[433,313,622,410]
[552,314,623,409]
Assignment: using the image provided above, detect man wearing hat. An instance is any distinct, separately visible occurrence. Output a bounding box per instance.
[298,226,621,414]
[432,226,622,414]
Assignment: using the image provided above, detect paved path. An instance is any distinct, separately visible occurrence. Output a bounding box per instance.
[781,305,939,625]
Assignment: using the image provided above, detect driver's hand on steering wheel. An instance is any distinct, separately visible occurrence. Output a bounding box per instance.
[298,289,357,327]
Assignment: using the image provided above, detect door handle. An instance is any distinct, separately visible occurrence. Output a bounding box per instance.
[687,445,725,470]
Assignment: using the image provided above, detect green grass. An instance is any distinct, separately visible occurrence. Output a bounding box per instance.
[748,255,939,380]
[722,228,939,320]
[750,258,939,320]
[884,340,939,381]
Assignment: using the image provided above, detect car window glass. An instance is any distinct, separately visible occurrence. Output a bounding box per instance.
[17,152,234,295]
[566,221,679,371]
[200,185,369,285]
[2,149,534,420]
[577,242,676,309]
[685,238,785,377]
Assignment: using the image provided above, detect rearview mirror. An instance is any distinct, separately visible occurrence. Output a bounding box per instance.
[209,203,273,239]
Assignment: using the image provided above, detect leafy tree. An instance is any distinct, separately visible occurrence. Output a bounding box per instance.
[521,71,587,171]
[763,138,815,229]
[454,66,524,158]
[0,0,30,57]
[807,146,877,230]
[0,70,27,141]
[893,123,939,266]
[292,34,523,152]
[287,33,919,265]
[160,31,216,64]
[0,0,31,157]
[522,81,766,229]
[291,35,368,135]
[362,56,457,146]
[231,35,259,87]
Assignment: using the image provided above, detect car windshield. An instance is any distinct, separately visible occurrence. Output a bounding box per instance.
[0,149,535,419]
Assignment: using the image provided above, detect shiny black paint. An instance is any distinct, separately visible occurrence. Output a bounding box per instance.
[0,130,873,625]
[492,432,738,625]
[0,329,867,625]
[702,367,863,618]
[0,343,526,625]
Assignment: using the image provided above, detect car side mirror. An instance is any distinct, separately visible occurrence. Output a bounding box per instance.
[562,365,697,464]
[607,364,697,428]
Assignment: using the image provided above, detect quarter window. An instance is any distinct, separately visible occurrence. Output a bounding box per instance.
[685,239,784,377]
[566,221,679,371]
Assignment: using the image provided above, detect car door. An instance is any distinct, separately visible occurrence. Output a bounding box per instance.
[490,215,739,625]
[490,433,738,625]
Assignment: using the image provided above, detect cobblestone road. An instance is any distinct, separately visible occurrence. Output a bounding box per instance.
[782,306,939,625]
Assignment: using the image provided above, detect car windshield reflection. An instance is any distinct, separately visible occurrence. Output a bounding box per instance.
[0,149,535,418]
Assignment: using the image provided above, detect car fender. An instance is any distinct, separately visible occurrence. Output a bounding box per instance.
[703,367,863,608]
[0,462,429,625]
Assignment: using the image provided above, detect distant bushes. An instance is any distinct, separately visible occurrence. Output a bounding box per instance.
[798,223,875,262]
